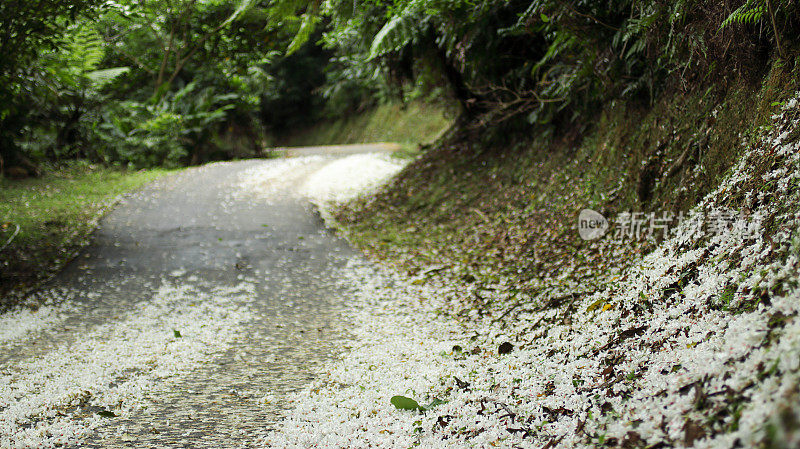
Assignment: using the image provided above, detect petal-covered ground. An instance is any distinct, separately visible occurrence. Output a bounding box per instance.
[0,282,256,447]
[0,150,407,449]
[266,99,800,448]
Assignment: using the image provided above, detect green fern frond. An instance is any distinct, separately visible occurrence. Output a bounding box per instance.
[369,12,422,59]
[86,67,131,86]
[222,0,259,27]
[531,32,577,77]
[720,0,766,29]
[286,13,321,55]
[65,24,105,74]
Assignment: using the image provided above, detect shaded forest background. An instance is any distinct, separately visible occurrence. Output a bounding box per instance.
[0,0,797,176]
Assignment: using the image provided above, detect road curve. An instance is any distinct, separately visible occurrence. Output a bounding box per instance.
[0,145,401,448]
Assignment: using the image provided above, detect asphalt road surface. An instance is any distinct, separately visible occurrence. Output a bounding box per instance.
[0,144,399,448]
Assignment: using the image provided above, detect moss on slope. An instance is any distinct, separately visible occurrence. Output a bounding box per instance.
[334,59,798,296]
[282,101,453,148]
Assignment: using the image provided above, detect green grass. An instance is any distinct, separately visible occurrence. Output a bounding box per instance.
[0,162,172,305]
[283,101,453,148]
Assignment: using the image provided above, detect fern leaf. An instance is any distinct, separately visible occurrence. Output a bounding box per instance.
[369,7,428,60]
[286,13,320,55]
[66,24,105,74]
[222,0,258,27]
[86,67,131,86]
[720,0,765,29]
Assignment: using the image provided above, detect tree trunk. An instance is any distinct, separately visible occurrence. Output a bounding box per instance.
[425,27,480,118]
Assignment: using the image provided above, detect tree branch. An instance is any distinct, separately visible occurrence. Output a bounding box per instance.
[109,43,156,75]
[765,0,784,59]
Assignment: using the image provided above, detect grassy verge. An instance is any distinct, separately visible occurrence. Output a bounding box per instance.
[0,162,171,308]
[281,101,453,151]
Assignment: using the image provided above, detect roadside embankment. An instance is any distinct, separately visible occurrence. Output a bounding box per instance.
[266,64,800,448]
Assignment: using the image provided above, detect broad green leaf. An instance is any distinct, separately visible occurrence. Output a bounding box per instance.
[391,395,421,411]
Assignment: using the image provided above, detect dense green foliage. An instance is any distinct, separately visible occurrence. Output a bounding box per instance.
[0,0,313,172]
[323,0,797,136]
[0,0,101,168]
[0,0,797,175]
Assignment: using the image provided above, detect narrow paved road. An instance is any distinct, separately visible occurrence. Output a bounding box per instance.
[0,145,401,448]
